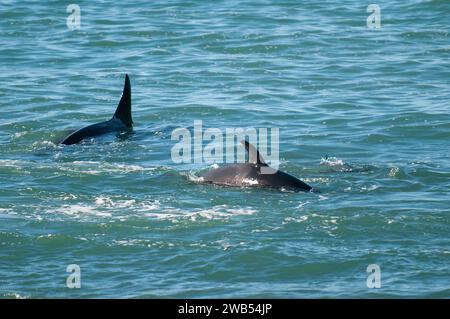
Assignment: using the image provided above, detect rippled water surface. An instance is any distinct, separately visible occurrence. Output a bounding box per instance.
[0,0,449,298]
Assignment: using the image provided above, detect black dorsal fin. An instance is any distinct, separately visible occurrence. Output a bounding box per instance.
[241,140,267,166]
[113,74,132,127]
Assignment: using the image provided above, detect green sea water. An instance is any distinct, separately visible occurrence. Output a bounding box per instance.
[0,0,449,298]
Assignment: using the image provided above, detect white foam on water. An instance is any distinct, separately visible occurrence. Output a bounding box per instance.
[0,208,18,219]
[11,131,27,139]
[49,204,112,218]
[32,140,59,149]
[112,239,139,246]
[111,239,179,248]
[39,196,162,221]
[95,196,114,206]
[136,201,161,211]
[320,156,344,166]
[216,239,231,250]
[388,167,400,177]
[361,185,379,191]
[39,196,252,224]
[62,194,78,200]
[72,161,98,165]
[144,205,257,222]
[59,161,156,175]
[2,293,27,299]
[37,234,56,239]
[304,177,329,183]
[113,163,153,172]
[95,196,137,209]
[283,215,309,224]
[328,218,338,224]
[251,226,282,233]
[319,156,355,172]
[186,172,204,183]
[297,201,310,209]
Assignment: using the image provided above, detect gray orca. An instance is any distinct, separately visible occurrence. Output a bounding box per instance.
[202,141,313,192]
[61,74,133,145]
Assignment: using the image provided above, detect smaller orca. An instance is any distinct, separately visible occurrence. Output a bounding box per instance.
[61,74,133,145]
[202,141,313,192]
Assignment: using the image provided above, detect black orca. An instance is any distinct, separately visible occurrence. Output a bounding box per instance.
[202,141,313,192]
[61,74,133,145]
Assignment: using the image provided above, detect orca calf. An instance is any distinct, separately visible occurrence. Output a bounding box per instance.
[202,141,313,192]
[61,74,133,145]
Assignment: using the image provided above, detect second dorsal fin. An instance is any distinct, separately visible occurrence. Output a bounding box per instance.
[241,140,267,166]
[113,74,132,127]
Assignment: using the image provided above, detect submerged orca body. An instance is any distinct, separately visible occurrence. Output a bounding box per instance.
[202,141,313,192]
[61,74,133,145]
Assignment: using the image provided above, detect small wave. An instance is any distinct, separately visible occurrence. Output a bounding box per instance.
[0,209,17,220]
[11,131,27,140]
[297,201,309,209]
[0,159,29,167]
[111,239,175,248]
[251,226,282,233]
[360,185,379,192]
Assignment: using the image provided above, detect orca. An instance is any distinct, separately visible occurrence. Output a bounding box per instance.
[61,74,133,145]
[201,140,313,192]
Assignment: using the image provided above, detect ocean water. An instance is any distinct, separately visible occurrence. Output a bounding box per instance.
[0,0,449,298]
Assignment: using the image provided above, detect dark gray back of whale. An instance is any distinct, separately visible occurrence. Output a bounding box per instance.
[202,163,312,191]
[202,141,313,192]
[61,74,132,145]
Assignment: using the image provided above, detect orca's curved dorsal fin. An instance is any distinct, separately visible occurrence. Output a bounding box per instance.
[241,140,267,166]
[113,74,132,127]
